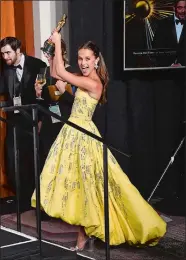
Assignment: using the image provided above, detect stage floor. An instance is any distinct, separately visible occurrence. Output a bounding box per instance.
[0,226,95,260]
[1,197,185,260]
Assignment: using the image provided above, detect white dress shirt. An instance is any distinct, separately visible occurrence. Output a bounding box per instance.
[14,54,25,82]
[174,14,184,43]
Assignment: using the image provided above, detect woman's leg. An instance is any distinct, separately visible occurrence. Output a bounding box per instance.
[76,226,88,249]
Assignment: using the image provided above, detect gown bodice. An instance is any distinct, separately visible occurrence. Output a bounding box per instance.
[70,89,98,121]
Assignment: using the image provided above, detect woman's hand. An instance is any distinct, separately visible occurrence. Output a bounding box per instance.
[55,80,67,94]
[50,31,61,44]
[51,28,58,35]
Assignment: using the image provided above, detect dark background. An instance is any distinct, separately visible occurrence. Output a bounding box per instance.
[68,0,185,201]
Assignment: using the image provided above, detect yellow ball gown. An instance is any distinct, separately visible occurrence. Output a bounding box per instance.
[31,89,166,246]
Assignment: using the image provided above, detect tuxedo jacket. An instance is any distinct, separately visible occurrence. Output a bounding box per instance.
[1,55,46,106]
[0,56,46,198]
[0,55,46,130]
[153,15,185,66]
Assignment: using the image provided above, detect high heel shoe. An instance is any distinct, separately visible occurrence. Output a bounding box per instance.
[71,236,95,252]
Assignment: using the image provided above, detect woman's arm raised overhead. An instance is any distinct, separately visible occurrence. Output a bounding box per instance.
[49,57,64,80]
[51,32,102,93]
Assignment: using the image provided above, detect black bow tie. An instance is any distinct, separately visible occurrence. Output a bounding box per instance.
[14,64,22,69]
[175,19,184,25]
[10,64,22,70]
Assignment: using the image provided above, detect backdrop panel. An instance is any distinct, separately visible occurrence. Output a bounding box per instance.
[68,0,184,200]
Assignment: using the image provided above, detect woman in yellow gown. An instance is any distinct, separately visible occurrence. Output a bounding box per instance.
[31,32,166,250]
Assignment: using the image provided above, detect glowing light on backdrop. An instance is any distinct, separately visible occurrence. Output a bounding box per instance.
[125,0,175,48]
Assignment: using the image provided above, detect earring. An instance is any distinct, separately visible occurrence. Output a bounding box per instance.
[94,63,98,69]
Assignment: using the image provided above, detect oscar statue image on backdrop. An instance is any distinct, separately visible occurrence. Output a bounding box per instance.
[124,0,186,70]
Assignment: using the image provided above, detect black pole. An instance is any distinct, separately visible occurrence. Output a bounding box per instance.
[102,0,110,259]
[184,19,186,210]
[32,107,42,256]
[13,126,21,232]
[103,144,110,260]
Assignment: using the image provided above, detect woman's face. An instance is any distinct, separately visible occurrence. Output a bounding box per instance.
[78,48,99,77]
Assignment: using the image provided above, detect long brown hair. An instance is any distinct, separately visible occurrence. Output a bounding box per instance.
[78,41,109,104]
[61,39,68,64]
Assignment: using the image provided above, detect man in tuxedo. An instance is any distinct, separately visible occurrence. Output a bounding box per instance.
[0,36,46,211]
[153,0,186,66]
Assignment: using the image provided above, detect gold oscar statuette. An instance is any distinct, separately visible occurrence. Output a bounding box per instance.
[41,14,67,56]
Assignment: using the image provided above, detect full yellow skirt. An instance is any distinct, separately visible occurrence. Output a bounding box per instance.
[32,117,166,246]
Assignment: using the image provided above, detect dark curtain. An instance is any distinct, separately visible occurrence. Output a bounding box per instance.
[68,0,185,199]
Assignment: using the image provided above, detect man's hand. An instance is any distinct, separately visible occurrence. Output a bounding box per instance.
[55,80,67,94]
[35,82,46,98]
[171,63,182,67]
[38,121,42,133]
